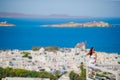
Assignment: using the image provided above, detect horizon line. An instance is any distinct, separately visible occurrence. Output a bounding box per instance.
[0,12,120,18]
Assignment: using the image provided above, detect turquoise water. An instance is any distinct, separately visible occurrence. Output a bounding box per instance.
[0,18,120,54]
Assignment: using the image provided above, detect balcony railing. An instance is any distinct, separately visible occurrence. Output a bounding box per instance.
[86,64,120,80]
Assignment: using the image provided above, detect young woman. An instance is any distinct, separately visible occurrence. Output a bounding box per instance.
[87,47,97,76]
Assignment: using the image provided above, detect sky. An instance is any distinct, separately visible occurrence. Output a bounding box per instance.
[0,0,120,17]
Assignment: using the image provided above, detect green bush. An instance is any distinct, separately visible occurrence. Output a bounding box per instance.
[0,67,57,80]
[32,47,41,51]
[118,61,120,64]
[28,56,32,59]
[69,71,81,80]
[69,63,86,80]
[45,46,59,52]
[22,51,30,58]
[80,63,86,80]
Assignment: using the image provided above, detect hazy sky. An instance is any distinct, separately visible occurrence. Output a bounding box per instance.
[0,0,120,17]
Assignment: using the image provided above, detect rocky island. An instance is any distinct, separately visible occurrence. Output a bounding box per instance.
[43,21,110,27]
[0,21,15,26]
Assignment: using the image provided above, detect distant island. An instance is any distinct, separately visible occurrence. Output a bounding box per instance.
[0,12,93,18]
[0,21,15,26]
[43,21,110,27]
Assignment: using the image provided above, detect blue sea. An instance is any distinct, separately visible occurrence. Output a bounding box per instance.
[0,18,120,54]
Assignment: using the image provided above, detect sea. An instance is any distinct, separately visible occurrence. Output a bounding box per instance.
[0,17,120,54]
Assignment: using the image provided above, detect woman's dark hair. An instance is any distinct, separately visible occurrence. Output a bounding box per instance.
[89,47,94,56]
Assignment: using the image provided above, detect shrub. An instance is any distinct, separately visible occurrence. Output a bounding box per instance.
[28,56,32,59]
[0,67,57,80]
[45,46,59,52]
[22,51,30,57]
[69,71,81,80]
[32,46,41,51]
[118,62,120,64]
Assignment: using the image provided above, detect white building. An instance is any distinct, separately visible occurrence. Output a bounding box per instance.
[39,47,45,54]
[75,42,86,54]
